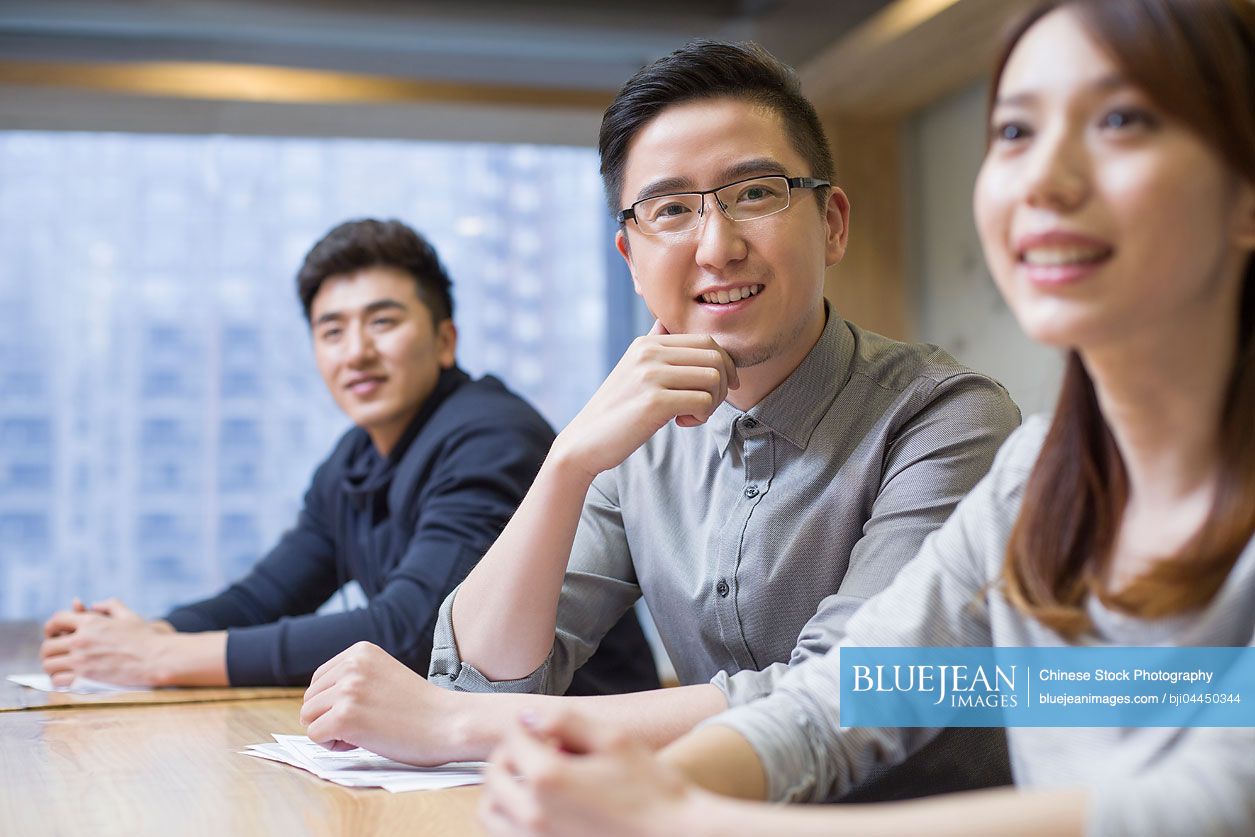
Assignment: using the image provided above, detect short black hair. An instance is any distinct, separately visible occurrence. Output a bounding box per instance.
[296,218,454,323]
[599,39,834,218]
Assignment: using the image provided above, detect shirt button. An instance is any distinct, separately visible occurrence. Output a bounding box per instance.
[716,579,730,597]
[744,485,760,499]
[742,417,758,429]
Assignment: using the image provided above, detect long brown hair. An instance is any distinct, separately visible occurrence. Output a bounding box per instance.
[994,0,1255,638]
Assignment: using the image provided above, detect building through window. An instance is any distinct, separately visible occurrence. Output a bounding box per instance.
[0,131,610,619]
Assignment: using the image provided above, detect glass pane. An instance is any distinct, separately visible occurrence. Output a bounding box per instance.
[0,131,608,618]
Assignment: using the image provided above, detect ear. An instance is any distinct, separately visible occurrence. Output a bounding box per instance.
[1233,178,1255,252]
[823,186,851,268]
[436,319,458,369]
[615,229,644,297]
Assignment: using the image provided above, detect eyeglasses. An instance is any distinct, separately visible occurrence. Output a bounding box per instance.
[617,175,830,236]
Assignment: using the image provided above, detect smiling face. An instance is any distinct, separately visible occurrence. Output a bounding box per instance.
[310,266,457,455]
[615,97,848,371]
[974,7,1255,352]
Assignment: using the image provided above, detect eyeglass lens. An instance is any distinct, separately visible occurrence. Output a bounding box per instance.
[633,176,792,235]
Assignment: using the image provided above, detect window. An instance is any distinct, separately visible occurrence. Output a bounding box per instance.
[0,131,610,618]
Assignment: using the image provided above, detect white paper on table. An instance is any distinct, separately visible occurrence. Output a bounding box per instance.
[6,673,153,694]
[240,734,484,793]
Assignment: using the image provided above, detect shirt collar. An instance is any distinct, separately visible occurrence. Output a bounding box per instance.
[704,301,853,454]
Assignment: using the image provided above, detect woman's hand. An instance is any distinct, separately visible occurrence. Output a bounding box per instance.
[479,708,712,837]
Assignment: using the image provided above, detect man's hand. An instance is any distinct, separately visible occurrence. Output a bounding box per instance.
[551,322,739,481]
[301,642,468,766]
[40,597,176,687]
[479,709,706,837]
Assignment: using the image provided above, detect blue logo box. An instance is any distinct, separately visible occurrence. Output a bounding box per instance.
[839,647,1253,728]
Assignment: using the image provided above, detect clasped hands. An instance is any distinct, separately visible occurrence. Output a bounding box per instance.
[40,597,175,687]
[479,709,703,837]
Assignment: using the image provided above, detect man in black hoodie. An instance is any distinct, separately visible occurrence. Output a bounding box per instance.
[39,218,658,693]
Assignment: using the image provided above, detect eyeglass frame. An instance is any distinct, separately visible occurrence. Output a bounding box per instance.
[615,174,831,234]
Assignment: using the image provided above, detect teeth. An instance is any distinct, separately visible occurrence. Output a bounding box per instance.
[1023,247,1108,266]
[700,284,761,305]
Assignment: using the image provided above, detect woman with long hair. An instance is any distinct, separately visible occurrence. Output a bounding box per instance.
[477,0,1255,833]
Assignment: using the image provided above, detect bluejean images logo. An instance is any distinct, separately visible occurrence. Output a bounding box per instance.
[839,647,1252,728]
[851,660,1019,709]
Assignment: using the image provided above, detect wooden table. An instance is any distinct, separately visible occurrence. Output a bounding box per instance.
[0,622,482,836]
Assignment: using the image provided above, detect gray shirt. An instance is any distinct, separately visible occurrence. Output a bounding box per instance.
[430,307,1020,705]
[707,416,1255,835]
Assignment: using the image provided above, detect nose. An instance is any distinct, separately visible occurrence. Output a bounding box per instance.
[1023,123,1089,211]
[344,322,377,366]
[694,193,749,271]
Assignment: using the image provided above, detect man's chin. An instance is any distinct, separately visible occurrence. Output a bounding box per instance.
[345,405,389,430]
[724,342,774,369]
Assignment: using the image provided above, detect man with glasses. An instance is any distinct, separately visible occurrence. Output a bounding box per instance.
[301,41,1019,799]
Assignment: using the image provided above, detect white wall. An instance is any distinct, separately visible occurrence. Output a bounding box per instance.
[904,82,1063,419]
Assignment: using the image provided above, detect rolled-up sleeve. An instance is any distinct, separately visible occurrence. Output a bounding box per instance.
[429,470,643,695]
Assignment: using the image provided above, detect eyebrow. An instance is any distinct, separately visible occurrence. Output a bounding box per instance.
[313,298,406,327]
[633,157,790,203]
[993,72,1130,109]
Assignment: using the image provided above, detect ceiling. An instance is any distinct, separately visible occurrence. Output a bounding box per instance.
[0,0,893,94]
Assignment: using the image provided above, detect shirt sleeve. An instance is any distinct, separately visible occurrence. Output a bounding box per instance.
[701,421,1036,803]
[205,417,547,686]
[428,469,643,695]
[714,372,1021,705]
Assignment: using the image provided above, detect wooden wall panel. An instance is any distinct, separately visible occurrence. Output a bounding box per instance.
[822,117,913,341]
